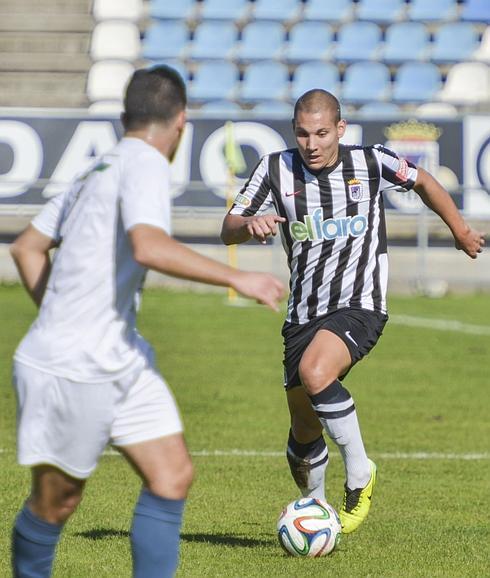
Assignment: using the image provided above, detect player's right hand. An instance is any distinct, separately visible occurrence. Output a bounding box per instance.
[455,227,485,259]
[231,271,285,312]
[246,215,287,245]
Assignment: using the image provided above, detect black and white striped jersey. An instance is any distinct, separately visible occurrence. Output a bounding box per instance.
[229,144,418,324]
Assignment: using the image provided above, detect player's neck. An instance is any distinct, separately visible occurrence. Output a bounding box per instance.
[124,125,174,161]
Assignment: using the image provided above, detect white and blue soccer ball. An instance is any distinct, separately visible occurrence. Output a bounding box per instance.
[277,498,341,557]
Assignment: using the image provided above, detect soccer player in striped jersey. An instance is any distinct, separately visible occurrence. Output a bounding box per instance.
[221,89,485,534]
[9,66,284,578]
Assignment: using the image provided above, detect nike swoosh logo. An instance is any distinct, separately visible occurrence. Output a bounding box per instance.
[345,331,359,347]
[285,189,304,197]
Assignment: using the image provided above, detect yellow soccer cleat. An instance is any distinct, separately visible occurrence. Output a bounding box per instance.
[339,459,377,534]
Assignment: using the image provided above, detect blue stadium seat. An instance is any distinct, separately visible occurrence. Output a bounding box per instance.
[149,0,197,20]
[290,62,339,101]
[392,62,441,103]
[239,61,289,102]
[188,21,237,60]
[189,61,238,102]
[303,0,354,23]
[199,0,250,22]
[251,0,302,23]
[342,62,391,105]
[142,22,189,61]
[431,23,480,64]
[407,0,458,22]
[235,21,284,62]
[383,22,429,64]
[357,101,402,118]
[283,22,334,63]
[461,0,490,23]
[356,0,406,24]
[334,22,382,63]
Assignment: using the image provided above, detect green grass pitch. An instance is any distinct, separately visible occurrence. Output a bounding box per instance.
[0,284,489,577]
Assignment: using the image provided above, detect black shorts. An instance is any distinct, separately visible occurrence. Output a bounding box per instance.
[282,308,388,390]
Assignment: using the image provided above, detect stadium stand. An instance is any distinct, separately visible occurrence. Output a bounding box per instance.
[199,0,250,23]
[438,61,490,106]
[189,61,238,102]
[90,21,141,62]
[234,21,284,62]
[407,0,459,22]
[86,60,134,103]
[283,22,334,63]
[356,0,406,25]
[430,22,480,64]
[333,21,382,62]
[302,0,354,24]
[342,61,391,105]
[188,21,237,60]
[148,0,197,21]
[473,26,490,62]
[382,22,430,64]
[460,0,490,23]
[290,62,339,101]
[238,60,289,103]
[92,0,144,22]
[142,21,189,62]
[250,0,303,24]
[392,62,441,104]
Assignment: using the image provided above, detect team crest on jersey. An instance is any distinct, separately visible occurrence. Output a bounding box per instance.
[234,192,251,207]
[347,178,363,201]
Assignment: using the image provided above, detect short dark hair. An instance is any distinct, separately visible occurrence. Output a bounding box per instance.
[294,89,341,124]
[122,65,187,131]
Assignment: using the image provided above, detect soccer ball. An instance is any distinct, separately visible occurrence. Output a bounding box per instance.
[277,498,341,557]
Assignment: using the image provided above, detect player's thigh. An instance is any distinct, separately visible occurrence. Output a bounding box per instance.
[118,434,193,500]
[299,329,351,392]
[111,368,192,498]
[286,386,323,443]
[29,465,86,524]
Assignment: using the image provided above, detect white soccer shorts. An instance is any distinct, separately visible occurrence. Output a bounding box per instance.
[12,361,183,479]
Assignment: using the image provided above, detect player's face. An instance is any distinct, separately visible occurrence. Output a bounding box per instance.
[294,109,346,171]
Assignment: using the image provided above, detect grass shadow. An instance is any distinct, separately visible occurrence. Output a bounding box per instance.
[75,528,129,540]
[181,533,273,548]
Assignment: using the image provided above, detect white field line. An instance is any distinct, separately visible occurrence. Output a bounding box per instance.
[389,314,490,336]
[2,448,487,460]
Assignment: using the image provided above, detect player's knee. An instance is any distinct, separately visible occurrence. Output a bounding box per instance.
[299,362,337,395]
[148,458,194,500]
[30,491,82,525]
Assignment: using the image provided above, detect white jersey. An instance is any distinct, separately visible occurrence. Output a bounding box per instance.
[15,137,171,383]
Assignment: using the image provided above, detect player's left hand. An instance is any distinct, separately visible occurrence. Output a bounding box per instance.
[455,227,485,259]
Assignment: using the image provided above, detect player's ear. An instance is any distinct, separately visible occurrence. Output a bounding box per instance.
[176,109,186,132]
[337,119,346,139]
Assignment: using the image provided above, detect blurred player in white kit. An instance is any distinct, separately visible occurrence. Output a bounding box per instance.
[9,65,284,578]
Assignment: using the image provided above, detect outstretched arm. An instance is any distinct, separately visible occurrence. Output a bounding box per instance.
[10,225,57,307]
[414,167,485,259]
[221,213,286,245]
[129,224,285,312]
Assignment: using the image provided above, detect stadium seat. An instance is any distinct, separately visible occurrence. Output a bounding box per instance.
[303,0,354,23]
[239,61,289,102]
[333,22,382,63]
[356,0,406,24]
[251,0,302,23]
[415,102,458,118]
[473,27,490,63]
[199,0,250,22]
[383,22,429,64]
[407,0,458,22]
[87,61,134,102]
[290,62,339,101]
[234,21,284,62]
[460,0,490,23]
[188,21,237,60]
[141,21,189,61]
[357,101,402,118]
[149,0,197,21]
[90,21,140,61]
[283,22,334,63]
[93,0,143,21]
[438,62,490,105]
[392,62,441,104]
[189,61,238,102]
[431,23,480,64]
[342,62,391,105]
[253,100,294,115]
